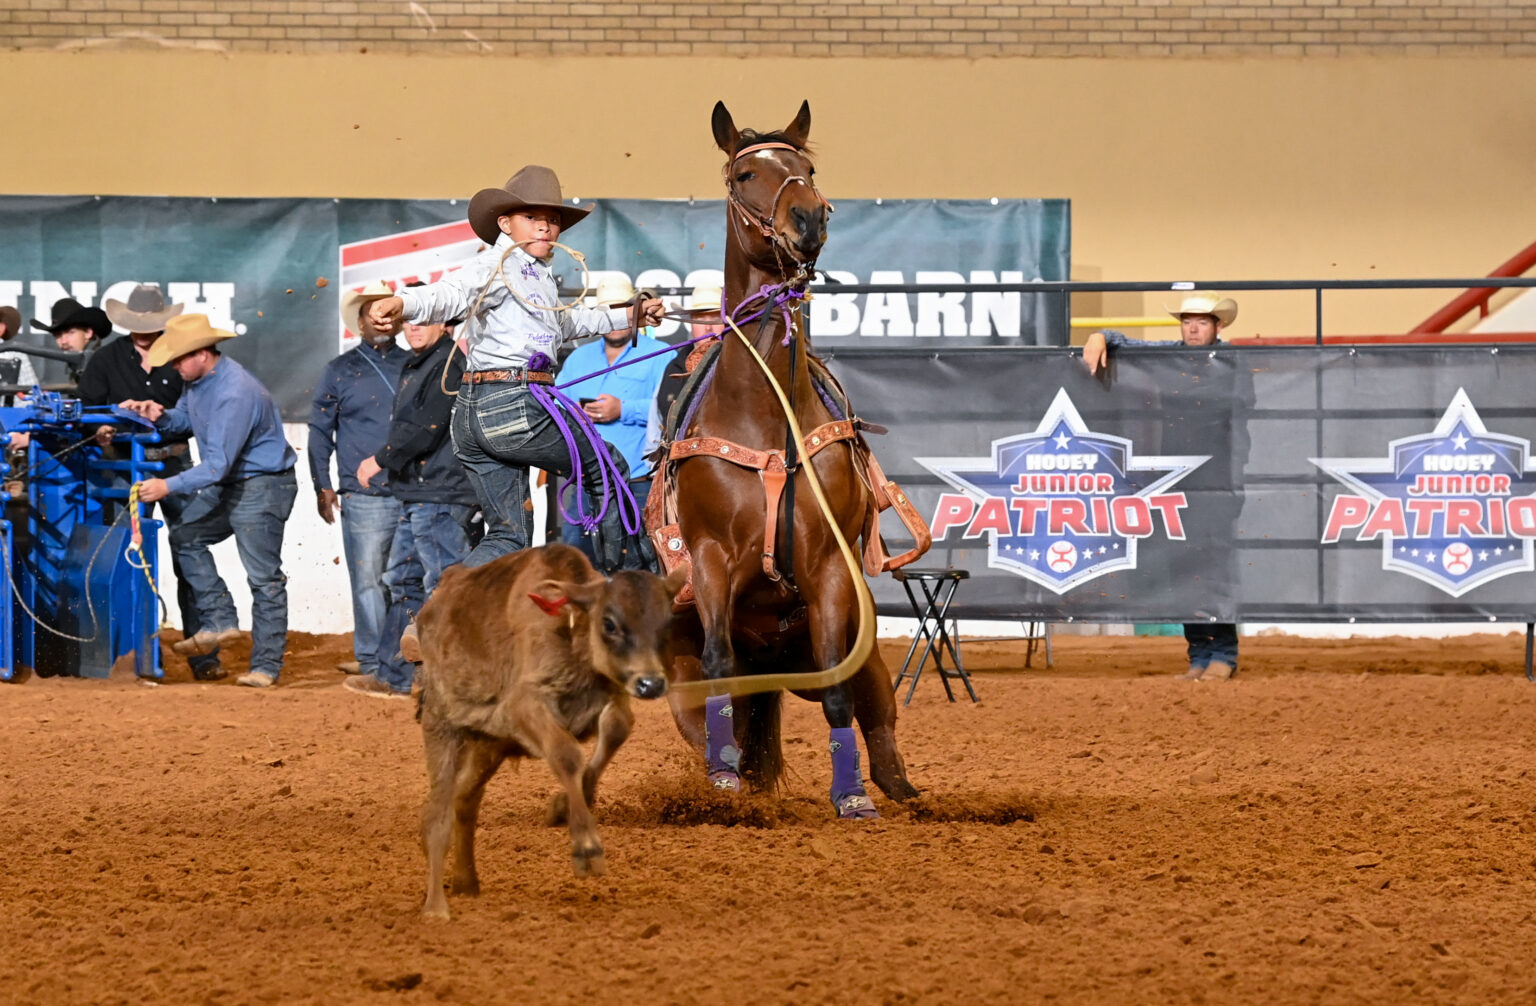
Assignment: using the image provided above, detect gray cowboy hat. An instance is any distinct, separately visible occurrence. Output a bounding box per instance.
[104,283,185,334]
[32,297,112,341]
[467,165,592,245]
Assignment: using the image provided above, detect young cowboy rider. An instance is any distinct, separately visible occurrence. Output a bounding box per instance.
[368,165,664,571]
[1082,291,1243,682]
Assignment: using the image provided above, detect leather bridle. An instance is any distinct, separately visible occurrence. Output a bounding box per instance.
[722,141,835,267]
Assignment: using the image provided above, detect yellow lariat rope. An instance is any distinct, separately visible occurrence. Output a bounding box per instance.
[665,311,875,707]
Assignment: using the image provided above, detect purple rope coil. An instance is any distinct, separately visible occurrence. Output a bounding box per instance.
[525,351,640,536]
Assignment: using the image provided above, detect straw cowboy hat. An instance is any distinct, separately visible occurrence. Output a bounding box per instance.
[146,313,237,367]
[32,298,112,341]
[687,284,724,318]
[467,165,592,246]
[339,280,396,331]
[104,284,184,334]
[594,275,637,308]
[0,305,22,342]
[1166,291,1238,327]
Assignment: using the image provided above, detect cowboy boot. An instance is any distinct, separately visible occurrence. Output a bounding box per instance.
[1201,661,1235,682]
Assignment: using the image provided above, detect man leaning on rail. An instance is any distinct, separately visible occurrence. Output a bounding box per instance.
[1082,291,1244,682]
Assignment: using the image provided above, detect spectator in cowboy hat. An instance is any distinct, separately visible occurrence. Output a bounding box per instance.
[365,164,664,571]
[32,297,111,385]
[121,314,299,688]
[309,280,409,678]
[653,282,725,425]
[555,273,674,558]
[78,284,226,678]
[0,305,41,400]
[1082,291,1245,682]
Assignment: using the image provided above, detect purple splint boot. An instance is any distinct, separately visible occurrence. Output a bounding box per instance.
[705,695,741,792]
[829,727,878,819]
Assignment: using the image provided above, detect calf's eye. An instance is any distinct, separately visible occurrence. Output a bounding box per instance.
[603,615,620,636]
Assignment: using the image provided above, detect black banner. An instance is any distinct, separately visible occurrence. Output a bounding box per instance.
[831,345,1536,622]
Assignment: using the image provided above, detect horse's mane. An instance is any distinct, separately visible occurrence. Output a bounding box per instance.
[732,128,814,158]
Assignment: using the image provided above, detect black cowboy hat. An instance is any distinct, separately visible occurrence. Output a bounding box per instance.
[467,165,592,245]
[32,297,112,340]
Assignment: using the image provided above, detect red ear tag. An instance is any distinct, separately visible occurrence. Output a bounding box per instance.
[528,593,570,616]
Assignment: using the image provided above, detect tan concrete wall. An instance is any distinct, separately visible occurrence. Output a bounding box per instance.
[3,1,1535,57]
[4,50,1534,335]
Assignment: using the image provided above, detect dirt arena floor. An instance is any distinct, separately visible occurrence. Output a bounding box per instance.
[4,630,1536,1005]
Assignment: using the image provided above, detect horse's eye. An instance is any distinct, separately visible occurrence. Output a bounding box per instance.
[808,166,816,177]
[735,171,754,183]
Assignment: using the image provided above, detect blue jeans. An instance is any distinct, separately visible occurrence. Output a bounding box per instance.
[169,470,298,678]
[451,379,626,570]
[375,501,479,694]
[559,477,650,564]
[339,492,401,674]
[1185,623,1239,670]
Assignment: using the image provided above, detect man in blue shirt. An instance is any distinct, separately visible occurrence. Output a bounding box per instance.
[308,282,408,679]
[127,314,299,688]
[556,276,673,555]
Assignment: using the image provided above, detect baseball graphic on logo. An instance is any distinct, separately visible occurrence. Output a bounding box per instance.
[1047,540,1078,572]
[1442,542,1473,574]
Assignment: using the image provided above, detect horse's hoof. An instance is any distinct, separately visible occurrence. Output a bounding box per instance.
[708,770,742,793]
[546,792,569,826]
[448,874,479,897]
[880,778,921,802]
[834,794,880,820]
[421,898,450,922]
[572,849,607,878]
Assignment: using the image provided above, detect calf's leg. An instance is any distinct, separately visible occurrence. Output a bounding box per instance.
[548,700,633,827]
[451,736,507,896]
[419,720,462,920]
[526,707,607,877]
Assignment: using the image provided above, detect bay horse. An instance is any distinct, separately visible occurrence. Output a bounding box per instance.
[659,101,920,818]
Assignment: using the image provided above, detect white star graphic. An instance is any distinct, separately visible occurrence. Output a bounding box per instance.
[1411,549,1419,557]
[1029,550,1040,560]
[1452,432,1469,449]
[1479,550,1489,561]
[1425,552,1436,563]
[1053,432,1071,449]
[1495,546,1504,555]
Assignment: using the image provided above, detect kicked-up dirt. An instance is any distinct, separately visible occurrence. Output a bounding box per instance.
[2,630,1534,1005]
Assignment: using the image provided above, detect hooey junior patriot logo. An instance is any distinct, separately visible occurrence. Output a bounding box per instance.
[1313,388,1536,597]
[917,389,1209,593]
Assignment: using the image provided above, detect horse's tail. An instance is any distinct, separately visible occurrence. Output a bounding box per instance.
[739,690,785,792]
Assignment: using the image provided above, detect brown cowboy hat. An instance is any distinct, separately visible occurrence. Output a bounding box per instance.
[32,298,112,340]
[467,165,592,245]
[146,313,238,367]
[0,305,21,342]
[104,284,184,334]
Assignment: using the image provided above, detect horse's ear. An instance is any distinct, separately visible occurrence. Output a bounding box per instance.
[782,100,811,147]
[712,101,739,155]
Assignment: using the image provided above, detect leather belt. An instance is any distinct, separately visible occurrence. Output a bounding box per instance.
[464,369,554,385]
[143,443,189,461]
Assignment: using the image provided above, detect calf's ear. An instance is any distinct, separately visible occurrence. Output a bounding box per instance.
[663,562,690,601]
[560,576,607,611]
[527,579,574,617]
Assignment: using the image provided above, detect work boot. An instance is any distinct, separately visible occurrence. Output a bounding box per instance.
[236,670,276,688]
[1201,661,1235,682]
[399,623,421,664]
[191,664,228,682]
[336,660,362,675]
[344,675,410,701]
[1180,664,1206,680]
[172,627,242,656]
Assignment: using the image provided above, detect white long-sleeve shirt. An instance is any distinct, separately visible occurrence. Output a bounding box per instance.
[398,235,628,372]
[0,349,39,389]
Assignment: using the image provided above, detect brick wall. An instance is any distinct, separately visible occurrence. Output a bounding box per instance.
[1,0,1533,56]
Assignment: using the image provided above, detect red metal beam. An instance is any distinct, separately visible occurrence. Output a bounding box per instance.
[1409,239,1536,334]
[1229,332,1536,346]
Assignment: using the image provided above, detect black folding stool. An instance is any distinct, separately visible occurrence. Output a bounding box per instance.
[890,568,978,705]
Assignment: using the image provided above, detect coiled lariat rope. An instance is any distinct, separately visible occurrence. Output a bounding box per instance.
[665,307,875,707]
[125,481,170,625]
[439,239,593,398]
[0,502,131,643]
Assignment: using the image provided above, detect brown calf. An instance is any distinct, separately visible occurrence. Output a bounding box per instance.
[415,543,687,920]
